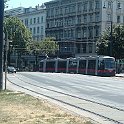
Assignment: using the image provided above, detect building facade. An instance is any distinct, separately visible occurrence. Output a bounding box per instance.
[5,5,46,41]
[4,5,46,70]
[17,5,46,41]
[45,0,124,57]
[5,7,25,16]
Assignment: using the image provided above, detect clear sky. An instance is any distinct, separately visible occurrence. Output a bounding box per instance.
[7,0,50,10]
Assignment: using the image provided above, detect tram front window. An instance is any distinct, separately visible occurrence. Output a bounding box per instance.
[104,59,115,69]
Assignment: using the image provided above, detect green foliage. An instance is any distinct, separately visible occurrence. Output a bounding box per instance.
[40,37,59,55]
[97,25,124,59]
[4,17,32,52]
[4,0,9,8]
[96,30,109,56]
[28,37,59,56]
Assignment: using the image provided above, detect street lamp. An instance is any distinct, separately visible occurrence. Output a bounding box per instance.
[103,0,121,56]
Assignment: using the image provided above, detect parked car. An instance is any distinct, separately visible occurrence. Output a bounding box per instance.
[7,66,16,73]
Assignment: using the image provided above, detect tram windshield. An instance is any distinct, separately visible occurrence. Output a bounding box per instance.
[104,58,115,69]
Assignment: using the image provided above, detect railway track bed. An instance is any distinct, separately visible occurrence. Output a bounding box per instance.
[7,73,124,124]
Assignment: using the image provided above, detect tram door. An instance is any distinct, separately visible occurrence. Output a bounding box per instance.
[78,59,86,74]
[57,59,67,73]
[68,59,78,73]
[87,59,96,75]
[46,60,55,72]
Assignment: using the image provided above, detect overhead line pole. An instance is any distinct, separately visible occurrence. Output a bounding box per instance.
[0,0,4,90]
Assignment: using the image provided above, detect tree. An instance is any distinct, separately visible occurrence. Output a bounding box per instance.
[4,17,32,51]
[28,37,59,57]
[97,25,124,59]
[4,0,9,8]
[40,37,59,56]
[4,17,32,66]
[28,37,59,71]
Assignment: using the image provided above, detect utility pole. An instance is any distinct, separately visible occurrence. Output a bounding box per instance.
[0,0,4,90]
[4,31,8,90]
[110,21,113,57]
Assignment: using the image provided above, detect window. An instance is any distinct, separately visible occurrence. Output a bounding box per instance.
[71,5,76,13]
[30,19,32,25]
[68,30,71,38]
[77,16,81,24]
[83,2,88,12]
[60,7,63,15]
[89,27,93,38]
[89,44,93,53]
[47,10,50,17]
[51,8,54,17]
[89,1,93,11]
[95,1,100,9]
[25,18,28,26]
[82,43,86,53]
[37,17,40,23]
[34,18,36,24]
[108,1,112,9]
[55,8,59,15]
[95,13,100,22]
[83,28,87,38]
[30,28,32,33]
[89,14,93,22]
[84,15,87,23]
[41,26,43,35]
[77,3,82,12]
[65,6,69,14]
[95,26,99,37]
[117,2,121,9]
[37,27,39,34]
[107,14,112,21]
[117,16,120,23]
[41,16,43,23]
[68,18,72,25]
[77,29,81,38]
[33,27,36,34]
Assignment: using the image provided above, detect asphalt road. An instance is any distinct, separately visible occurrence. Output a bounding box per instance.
[7,72,124,110]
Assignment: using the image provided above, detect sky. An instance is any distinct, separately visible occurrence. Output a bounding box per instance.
[7,0,50,10]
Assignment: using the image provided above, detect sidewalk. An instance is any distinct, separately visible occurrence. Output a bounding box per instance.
[116,73,124,77]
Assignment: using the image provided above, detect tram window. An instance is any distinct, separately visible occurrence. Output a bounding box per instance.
[40,62,43,68]
[79,60,86,69]
[58,61,67,72]
[98,61,105,70]
[46,61,55,68]
[40,62,43,67]
[104,59,115,69]
[58,61,66,68]
[88,60,96,69]
[69,61,77,68]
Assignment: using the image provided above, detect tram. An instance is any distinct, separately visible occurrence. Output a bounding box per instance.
[39,56,116,76]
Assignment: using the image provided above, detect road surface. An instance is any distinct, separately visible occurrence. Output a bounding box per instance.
[6,72,124,124]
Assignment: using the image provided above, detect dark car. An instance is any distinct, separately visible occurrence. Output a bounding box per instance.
[7,66,16,73]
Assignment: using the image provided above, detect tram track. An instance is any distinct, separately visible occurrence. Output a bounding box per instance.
[7,73,124,124]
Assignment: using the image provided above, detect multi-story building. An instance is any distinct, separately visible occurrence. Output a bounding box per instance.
[45,0,124,57]
[17,5,46,41]
[5,7,25,16]
[5,5,46,41]
[4,5,46,69]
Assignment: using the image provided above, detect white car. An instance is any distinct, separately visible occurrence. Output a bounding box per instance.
[7,66,16,73]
